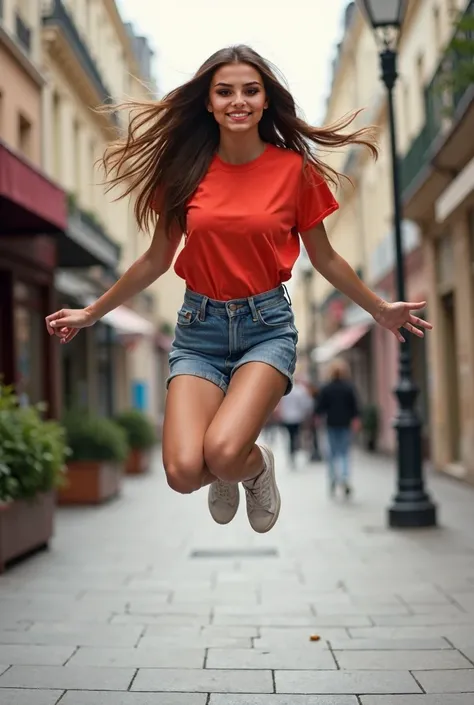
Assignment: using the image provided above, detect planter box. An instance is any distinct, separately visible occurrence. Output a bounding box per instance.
[126,448,152,475]
[0,492,55,574]
[58,461,123,505]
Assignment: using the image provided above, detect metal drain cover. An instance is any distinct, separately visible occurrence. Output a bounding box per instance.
[190,548,279,559]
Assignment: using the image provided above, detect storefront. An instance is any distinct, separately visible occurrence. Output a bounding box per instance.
[0,140,66,417]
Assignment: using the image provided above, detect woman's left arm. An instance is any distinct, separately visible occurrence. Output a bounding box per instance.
[301,222,433,342]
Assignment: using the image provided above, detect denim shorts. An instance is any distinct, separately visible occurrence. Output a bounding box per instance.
[167,285,298,395]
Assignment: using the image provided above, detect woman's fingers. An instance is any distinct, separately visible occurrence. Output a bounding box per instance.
[409,314,433,330]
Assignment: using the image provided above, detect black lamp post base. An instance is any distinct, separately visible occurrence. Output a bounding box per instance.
[388,498,437,528]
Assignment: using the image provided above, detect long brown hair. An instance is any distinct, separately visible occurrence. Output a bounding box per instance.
[99,44,378,235]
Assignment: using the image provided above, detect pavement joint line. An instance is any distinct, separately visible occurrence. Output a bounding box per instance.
[62,646,79,666]
[126,668,139,691]
[409,669,427,694]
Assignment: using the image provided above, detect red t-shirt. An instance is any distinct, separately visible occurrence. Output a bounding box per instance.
[154,144,338,300]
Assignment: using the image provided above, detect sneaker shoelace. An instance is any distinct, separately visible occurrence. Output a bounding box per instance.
[213,480,235,505]
[245,470,272,511]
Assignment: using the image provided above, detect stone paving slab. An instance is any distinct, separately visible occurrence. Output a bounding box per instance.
[0,665,135,690]
[210,696,359,704]
[138,635,253,649]
[334,649,472,670]
[328,638,452,650]
[23,624,143,647]
[60,693,207,705]
[68,647,205,668]
[415,669,474,693]
[0,690,63,705]
[206,647,337,669]
[361,697,474,705]
[131,667,274,693]
[0,645,75,666]
[274,669,422,694]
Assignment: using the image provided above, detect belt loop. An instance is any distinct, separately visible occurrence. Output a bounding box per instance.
[282,284,292,306]
[248,296,258,322]
[199,296,208,321]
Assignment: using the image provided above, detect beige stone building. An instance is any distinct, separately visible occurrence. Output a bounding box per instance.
[292,0,474,479]
[39,0,166,420]
[1,0,67,417]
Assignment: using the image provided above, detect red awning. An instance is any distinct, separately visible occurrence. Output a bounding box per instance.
[0,140,67,234]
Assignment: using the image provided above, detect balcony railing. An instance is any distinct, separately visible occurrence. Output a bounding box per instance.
[400,0,474,195]
[42,0,116,115]
[16,13,31,53]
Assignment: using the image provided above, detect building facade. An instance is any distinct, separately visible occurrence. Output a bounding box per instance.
[292,0,472,471]
[1,0,169,425]
[40,0,164,421]
[0,0,66,417]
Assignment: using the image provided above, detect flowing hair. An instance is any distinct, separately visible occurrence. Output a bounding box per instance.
[99,44,378,235]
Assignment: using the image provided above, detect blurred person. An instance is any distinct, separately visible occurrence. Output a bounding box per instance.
[316,358,361,497]
[278,378,313,467]
[45,45,432,534]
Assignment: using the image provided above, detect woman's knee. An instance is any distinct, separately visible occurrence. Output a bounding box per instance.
[163,456,205,494]
[203,435,247,482]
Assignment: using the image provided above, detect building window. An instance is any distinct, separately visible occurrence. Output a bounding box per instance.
[52,92,61,180]
[15,11,31,54]
[18,113,32,158]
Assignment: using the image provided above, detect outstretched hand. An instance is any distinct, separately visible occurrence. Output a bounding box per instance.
[375,301,433,342]
[45,307,96,344]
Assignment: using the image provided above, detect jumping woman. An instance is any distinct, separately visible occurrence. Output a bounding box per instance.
[46,45,432,533]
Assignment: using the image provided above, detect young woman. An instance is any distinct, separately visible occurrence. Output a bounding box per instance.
[45,45,432,534]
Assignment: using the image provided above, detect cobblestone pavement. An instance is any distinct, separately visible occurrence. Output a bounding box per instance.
[1,432,474,704]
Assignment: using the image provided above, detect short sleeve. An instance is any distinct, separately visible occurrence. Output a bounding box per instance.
[296,163,339,233]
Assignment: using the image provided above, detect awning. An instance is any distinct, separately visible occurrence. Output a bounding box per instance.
[312,322,371,364]
[0,140,67,234]
[84,299,155,337]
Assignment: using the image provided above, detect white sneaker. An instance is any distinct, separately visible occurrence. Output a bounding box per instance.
[208,480,240,525]
[243,445,281,533]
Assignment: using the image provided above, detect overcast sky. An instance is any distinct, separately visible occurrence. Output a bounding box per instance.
[117,0,348,125]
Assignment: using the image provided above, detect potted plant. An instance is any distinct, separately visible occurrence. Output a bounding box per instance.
[362,404,379,452]
[115,409,157,474]
[59,413,128,504]
[0,384,68,573]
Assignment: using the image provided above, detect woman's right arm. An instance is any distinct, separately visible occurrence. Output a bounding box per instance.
[45,220,182,343]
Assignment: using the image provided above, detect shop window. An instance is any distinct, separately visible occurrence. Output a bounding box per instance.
[13,281,44,407]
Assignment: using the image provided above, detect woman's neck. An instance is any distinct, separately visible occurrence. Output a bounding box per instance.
[217,130,266,165]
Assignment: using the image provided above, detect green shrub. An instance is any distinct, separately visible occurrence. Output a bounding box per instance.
[63,413,129,462]
[0,384,69,503]
[115,409,156,450]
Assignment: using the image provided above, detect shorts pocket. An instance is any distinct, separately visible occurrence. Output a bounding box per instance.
[176,306,199,326]
[257,301,294,328]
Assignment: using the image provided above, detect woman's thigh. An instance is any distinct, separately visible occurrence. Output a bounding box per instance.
[163,375,225,493]
[203,362,288,478]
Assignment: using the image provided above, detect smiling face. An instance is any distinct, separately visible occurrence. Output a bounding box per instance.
[208,62,268,134]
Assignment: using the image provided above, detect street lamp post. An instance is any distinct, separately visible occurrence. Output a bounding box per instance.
[359,0,437,527]
[300,257,322,461]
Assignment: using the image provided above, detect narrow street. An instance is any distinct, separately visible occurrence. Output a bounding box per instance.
[0,436,474,704]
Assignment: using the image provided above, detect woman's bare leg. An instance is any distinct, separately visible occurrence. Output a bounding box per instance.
[162,376,224,494]
[203,362,288,483]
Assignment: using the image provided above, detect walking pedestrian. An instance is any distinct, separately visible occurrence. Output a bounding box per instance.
[278,378,313,468]
[316,358,361,497]
[45,45,432,533]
